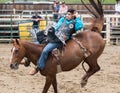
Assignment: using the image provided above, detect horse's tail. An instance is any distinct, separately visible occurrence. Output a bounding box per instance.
[81,0,104,33]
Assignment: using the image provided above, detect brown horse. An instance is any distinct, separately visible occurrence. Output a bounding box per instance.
[10,0,105,93]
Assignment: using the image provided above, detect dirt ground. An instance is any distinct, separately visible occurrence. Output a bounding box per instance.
[0,43,120,93]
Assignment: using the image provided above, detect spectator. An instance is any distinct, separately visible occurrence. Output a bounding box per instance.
[52,1,60,22]
[58,1,68,19]
[31,12,43,44]
[115,0,120,14]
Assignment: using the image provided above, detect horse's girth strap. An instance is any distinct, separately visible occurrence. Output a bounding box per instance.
[72,37,89,58]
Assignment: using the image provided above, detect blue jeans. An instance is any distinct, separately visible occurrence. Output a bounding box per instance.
[37,42,61,70]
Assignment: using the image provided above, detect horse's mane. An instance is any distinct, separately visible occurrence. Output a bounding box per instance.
[20,40,45,50]
[81,0,104,33]
[21,40,42,46]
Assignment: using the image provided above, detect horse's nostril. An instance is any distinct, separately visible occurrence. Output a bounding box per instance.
[10,63,19,69]
[10,64,13,69]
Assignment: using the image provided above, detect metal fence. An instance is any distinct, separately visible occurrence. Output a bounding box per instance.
[0,13,49,42]
[0,13,120,44]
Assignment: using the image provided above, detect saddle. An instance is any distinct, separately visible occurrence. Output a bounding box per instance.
[51,46,65,64]
[51,46,65,73]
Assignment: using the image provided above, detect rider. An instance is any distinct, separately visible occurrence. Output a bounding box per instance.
[29,9,84,75]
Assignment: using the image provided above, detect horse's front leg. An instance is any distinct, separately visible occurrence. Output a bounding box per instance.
[42,76,52,93]
[81,59,100,87]
[52,75,58,93]
[42,75,57,93]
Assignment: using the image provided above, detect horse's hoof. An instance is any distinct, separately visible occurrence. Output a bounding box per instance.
[81,80,87,88]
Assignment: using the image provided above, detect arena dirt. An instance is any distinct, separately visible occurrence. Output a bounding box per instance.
[0,44,120,93]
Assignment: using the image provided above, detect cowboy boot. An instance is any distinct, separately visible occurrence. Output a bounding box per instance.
[29,66,39,75]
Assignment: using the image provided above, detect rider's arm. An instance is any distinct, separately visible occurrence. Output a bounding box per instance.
[54,17,65,31]
[75,17,84,32]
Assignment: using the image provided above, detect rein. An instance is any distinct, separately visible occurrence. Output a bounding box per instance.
[22,42,46,67]
[72,37,89,58]
[72,37,90,73]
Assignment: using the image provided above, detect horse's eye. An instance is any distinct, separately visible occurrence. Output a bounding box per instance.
[15,49,19,54]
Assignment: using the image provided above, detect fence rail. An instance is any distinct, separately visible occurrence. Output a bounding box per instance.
[0,13,120,44]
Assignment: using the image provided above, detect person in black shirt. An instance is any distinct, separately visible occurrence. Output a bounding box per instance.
[31,12,42,44]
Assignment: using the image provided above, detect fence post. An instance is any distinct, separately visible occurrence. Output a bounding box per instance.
[10,14,13,39]
[106,16,110,45]
[45,11,48,26]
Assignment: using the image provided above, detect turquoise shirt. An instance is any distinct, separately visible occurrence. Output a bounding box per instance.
[54,17,84,32]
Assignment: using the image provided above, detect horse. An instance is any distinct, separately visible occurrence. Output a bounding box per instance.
[10,0,105,93]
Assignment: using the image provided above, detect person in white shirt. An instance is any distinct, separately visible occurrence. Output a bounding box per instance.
[115,0,120,14]
[58,1,68,19]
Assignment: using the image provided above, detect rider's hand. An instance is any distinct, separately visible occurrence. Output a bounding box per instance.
[63,35,66,40]
[74,11,79,18]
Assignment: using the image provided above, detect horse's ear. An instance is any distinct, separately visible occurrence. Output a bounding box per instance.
[15,39,20,45]
[11,39,14,44]
[11,39,20,46]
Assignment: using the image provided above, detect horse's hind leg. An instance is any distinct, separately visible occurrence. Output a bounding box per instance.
[81,59,100,87]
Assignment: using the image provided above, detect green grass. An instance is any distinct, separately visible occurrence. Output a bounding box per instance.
[0,0,116,4]
[59,0,116,4]
[0,0,9,3]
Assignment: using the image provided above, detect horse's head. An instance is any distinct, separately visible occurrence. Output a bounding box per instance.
[10,39,26,69]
